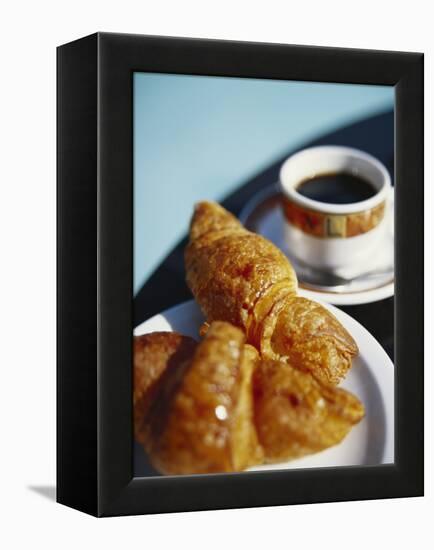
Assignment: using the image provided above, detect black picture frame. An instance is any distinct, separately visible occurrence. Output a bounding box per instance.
[57,32,424,517]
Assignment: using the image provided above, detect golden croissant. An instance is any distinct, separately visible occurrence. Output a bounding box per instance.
[134,322,263,475]
[185,201,358,385]
[253,358,364,462]
[134,322,364,475]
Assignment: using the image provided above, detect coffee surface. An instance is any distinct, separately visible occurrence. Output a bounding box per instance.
[296,172,377,204]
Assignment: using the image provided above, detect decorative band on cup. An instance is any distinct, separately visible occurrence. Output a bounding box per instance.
[282,197,386,238]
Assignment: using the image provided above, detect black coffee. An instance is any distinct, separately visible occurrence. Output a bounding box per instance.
[296,172,377,204]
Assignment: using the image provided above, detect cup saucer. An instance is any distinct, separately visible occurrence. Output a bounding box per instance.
[239,185,394,305]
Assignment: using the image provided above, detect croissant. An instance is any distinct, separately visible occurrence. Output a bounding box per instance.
[134,323,364,474]
[136,322,263,475]
[185,201,358,385]
[253,358,364,462]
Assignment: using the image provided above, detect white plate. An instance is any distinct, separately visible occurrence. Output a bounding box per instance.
[239,188,394,305]
[134,297,394,473]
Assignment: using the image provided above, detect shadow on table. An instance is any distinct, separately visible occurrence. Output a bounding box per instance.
[28,485,56,502]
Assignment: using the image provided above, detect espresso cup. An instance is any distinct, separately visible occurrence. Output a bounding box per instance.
[279,146,392,272]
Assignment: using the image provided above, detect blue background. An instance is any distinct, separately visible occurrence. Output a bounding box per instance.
[134,73,394,295]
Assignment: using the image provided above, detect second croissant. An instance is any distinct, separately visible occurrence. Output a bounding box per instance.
[134,322,364,475]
